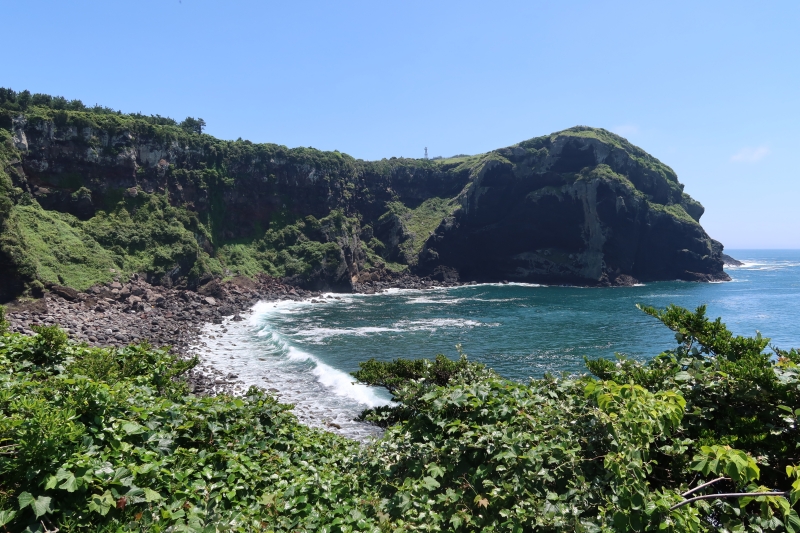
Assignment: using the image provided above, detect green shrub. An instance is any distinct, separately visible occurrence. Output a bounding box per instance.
[586,304,800,489]
[0,305,8,334]
[0,306,798,532]
[27,325,69,367]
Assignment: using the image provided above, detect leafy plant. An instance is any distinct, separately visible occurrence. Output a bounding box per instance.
[0,305,8,334]
[1,296,798,532]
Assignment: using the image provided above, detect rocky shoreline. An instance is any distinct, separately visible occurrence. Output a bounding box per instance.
[3,267,467,398]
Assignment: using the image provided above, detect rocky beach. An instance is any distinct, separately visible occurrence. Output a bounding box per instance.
[3,266,466,415]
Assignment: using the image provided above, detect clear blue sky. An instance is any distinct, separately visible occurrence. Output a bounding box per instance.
[4,1,798,249]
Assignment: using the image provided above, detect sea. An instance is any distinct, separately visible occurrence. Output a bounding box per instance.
[190,249,800,440]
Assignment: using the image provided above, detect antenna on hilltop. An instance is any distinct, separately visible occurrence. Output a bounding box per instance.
[424,147,428,159]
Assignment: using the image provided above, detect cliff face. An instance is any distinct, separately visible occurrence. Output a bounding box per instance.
[0,106,729,301]
[418,131,725,285]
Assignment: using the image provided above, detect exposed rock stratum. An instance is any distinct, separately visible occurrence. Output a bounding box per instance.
[0,111,730,300]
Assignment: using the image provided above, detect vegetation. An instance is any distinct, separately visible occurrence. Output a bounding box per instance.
[1,303,798,532]
[377,198,457,264]
[179,117,206,135]
[5,204,121,290]
[0,87,716,298]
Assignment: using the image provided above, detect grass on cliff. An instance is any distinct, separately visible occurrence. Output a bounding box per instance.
[215,210,359,280]
[0,86,713,296]
[2,179,358,291]
[1,305,799,532]
[647,201,699,225]
[6,204,120,290]
[84,192,213,280]
[379,197,457,264]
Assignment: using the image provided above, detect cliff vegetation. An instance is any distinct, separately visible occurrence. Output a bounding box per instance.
[0,88,729,302]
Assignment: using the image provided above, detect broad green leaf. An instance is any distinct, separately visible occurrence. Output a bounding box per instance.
[88,491,114,516]
[31,496,52,518]
[59,472,78,492]
[122,421,145,435]
[0,510,17,527]
[17,492,34,510]
[421,476,440,491]
[786,510,800,533]
[427,464,445,479]
[143,487,162,502]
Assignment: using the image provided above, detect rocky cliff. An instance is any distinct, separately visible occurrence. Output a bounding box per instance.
[0,97,729,301]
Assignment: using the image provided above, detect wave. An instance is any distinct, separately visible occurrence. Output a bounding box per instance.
[404,296,524,305]
[293,325,405,342]
[477,282,544,288]
[248,304,389,407]
[288,317,498,343]
[186,302,392,440]
[283,345,389,408]
[394,318,500,330]
[726,260,800,271]
[405,296,470,305]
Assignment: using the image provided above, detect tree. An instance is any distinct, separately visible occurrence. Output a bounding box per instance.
[179,116,206,135]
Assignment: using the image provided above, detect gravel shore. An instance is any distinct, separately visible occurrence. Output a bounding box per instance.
[4,270,467,400]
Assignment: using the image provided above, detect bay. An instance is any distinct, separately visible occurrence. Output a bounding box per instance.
[192,249,800,439]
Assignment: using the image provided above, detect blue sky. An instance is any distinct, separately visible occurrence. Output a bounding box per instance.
[4,1,798,248]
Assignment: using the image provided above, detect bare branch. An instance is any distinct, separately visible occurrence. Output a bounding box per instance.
[681,477,729,497]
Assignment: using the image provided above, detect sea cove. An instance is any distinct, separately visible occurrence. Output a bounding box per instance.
[192,249,800,439]
[3,6,800,525]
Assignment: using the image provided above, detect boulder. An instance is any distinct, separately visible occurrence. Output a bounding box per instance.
[430,265,459,283]
[50,285,78,301]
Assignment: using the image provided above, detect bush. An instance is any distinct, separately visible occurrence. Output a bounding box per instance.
[586,304,800,488]
[0,305,8,334]
[0,306,798,532]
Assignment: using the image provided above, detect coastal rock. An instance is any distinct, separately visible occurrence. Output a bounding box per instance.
[0,111,730,299]
[417,132,730,285]
[721,253,744,267]
[50,285,78,301]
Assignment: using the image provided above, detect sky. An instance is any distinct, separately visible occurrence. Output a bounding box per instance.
[3,1,799,248]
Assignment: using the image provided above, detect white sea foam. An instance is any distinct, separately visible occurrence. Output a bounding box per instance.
[466,297,525,303]
[394,318,499,331]
[478,282,544,288]
[405,296,469,305]
[727,260,800,271]
[289,317,497,343]
[293,326,405,343]
[191,301,391,441]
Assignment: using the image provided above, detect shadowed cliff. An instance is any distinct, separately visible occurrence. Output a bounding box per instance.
[0,89,729,301]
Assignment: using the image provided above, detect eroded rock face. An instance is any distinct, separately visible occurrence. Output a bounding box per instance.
[5,118,729,290]
[417,132,729,285]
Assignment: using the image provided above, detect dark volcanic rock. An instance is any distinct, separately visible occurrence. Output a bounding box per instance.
[721,253,744,267]
[416,133,730,285]
[2,115,730,295]
[50,285,79,300]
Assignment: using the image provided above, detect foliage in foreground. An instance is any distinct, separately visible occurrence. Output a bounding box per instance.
[0,305,799,532]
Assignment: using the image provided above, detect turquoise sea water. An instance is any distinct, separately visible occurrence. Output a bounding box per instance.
[194,249,800,438]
